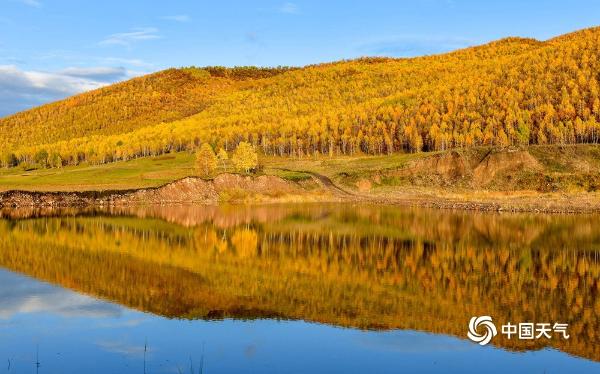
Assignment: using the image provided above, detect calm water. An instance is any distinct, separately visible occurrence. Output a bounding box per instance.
[0,204,598,373]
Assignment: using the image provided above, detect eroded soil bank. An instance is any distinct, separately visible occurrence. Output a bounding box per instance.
[0,174,338,208]
[1,175,599,214]
[2,147,600,213]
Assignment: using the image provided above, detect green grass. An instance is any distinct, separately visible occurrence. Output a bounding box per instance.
[0,152,197,191]
[262,152,430,178]
[0,151,433,192]
[528,144,600,173]
[266,168,313,182]
[2,144,599,193]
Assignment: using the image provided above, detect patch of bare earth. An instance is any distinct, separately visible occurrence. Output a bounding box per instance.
[473,150,542,188]
[349,147,600,212]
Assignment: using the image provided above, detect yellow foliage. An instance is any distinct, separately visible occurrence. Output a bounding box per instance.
[195,143,217,176]
[231,142,258,173]
[4,28,600,167]
[231,227,258,258]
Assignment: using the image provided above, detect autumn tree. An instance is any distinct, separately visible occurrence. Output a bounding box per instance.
[196,143,217,176]
[34,149,49,168]
[48,153,63,168]
[232,142,258,173]
[217,148,229,170]
[1,153,18,168]
[406,125,423,153]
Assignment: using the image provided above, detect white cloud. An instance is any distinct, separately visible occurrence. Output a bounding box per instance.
[0,65,103,97]
[279,2,299,14]
[96,340,148,357]
[0,64,127,95]
[160,14,191,23]
[0,269,122,319]
[99,27,161,47]
[0,64,132,117]
[59,66,129,81]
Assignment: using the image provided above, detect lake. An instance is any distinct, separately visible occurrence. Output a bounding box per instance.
[0,204,598,373]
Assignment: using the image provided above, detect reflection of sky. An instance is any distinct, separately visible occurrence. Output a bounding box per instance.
[0,269,122,319]
[0,268,598,373]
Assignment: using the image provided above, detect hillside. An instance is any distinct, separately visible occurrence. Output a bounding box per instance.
[2,27,600,169]
[0,66,292,154]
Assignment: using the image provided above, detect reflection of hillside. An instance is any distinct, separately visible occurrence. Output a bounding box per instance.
[0,205,598,361]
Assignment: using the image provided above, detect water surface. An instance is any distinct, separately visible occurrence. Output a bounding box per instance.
[0,204,598,373]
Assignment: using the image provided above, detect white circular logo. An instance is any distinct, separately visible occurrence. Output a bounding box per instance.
[467,316,497,346]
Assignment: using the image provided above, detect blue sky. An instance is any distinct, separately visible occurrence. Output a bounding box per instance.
[1,0,600,116]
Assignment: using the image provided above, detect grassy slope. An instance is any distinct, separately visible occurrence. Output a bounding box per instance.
[261,152,435,186]
[0,148,428,192]
[0,153,196,191]
[2,144,599,195]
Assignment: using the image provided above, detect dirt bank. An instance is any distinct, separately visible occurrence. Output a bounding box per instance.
[339,146,600,213]
[346,146,600,192]
[2,175,599,214]
[0,174,336,208]
[2,147,600,213]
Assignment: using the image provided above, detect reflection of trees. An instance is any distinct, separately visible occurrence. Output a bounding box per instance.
[0,205,598,361]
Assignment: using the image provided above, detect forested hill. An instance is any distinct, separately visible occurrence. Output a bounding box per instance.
[2,26,600,168]
[0,66,293,151]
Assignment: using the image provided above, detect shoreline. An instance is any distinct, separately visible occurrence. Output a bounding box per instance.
[1,173,599,214]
